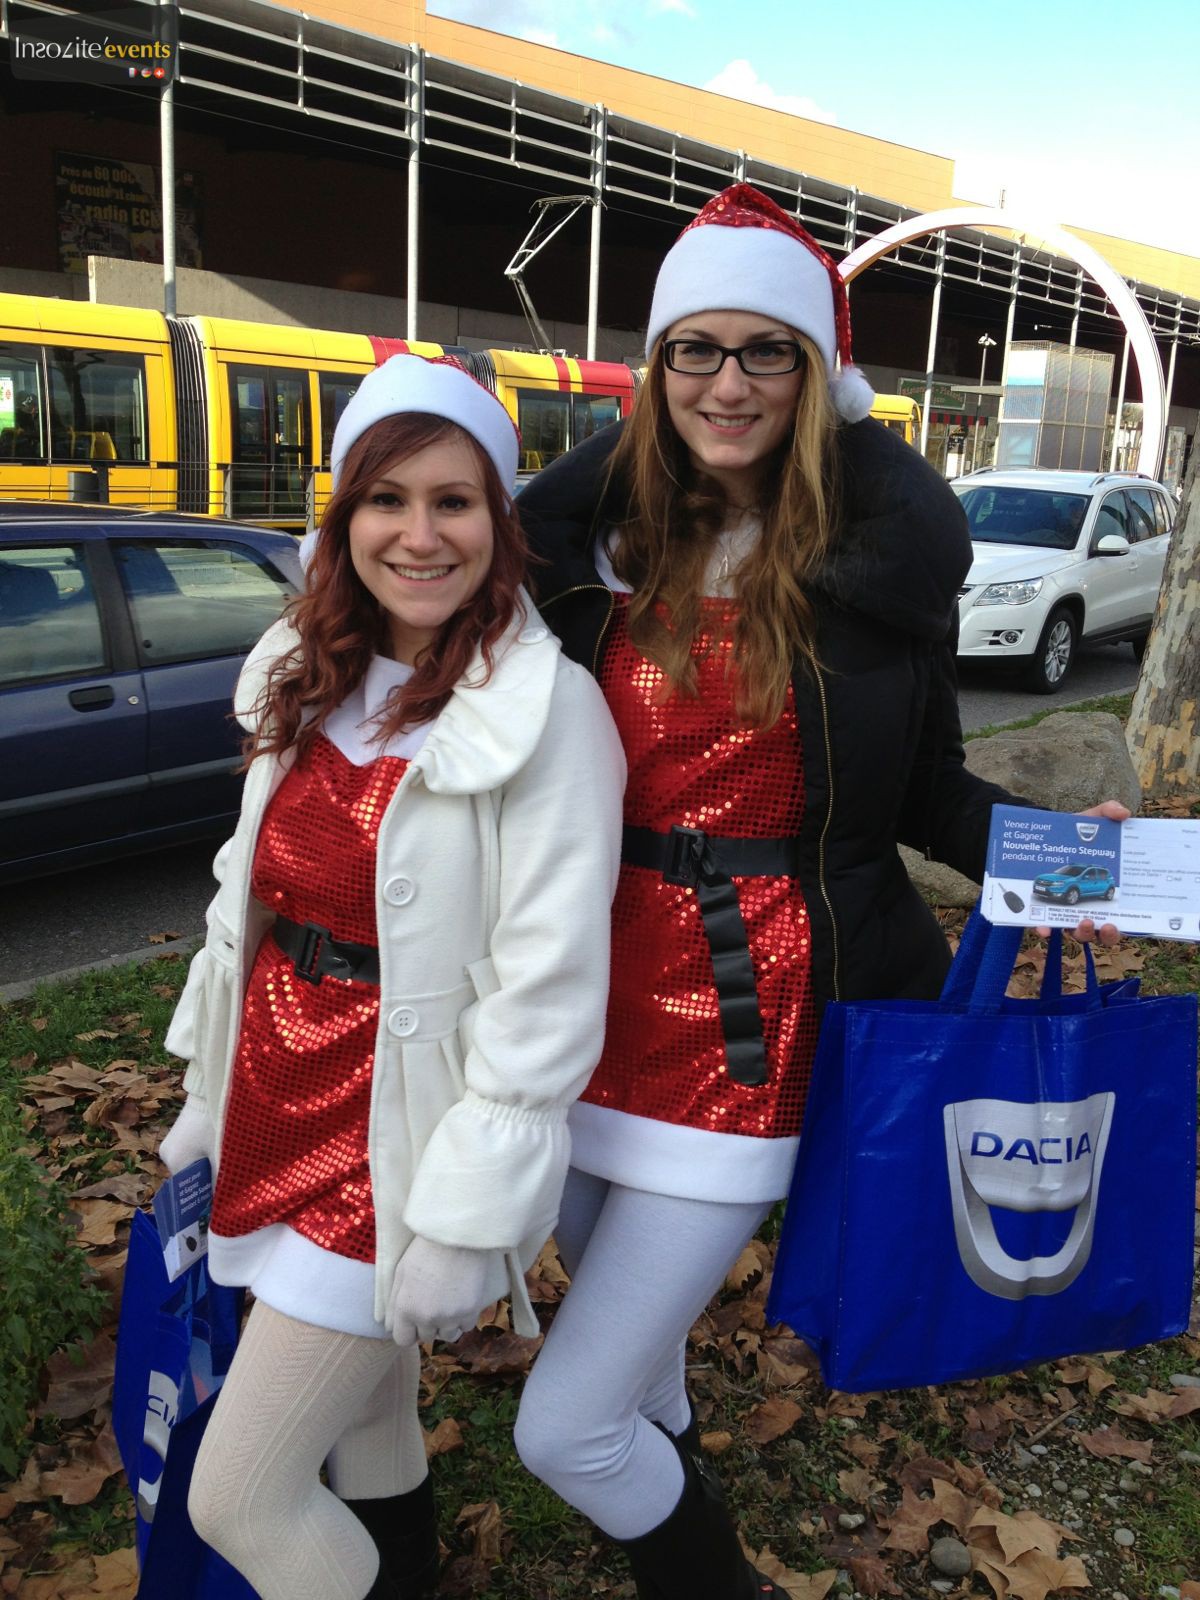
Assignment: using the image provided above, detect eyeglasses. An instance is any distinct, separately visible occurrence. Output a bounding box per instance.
[662,339,806,377]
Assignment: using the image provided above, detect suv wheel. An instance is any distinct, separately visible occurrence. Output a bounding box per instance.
[1065,887,1080,905]
[1023,606,1076,694]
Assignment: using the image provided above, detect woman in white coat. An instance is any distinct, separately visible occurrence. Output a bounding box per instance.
[158,354,624,1600]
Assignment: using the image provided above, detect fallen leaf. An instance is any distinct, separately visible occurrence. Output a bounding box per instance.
[71,1173,147,1204]
[1178,1585,1200,1600]
[74,1029,119,1043]
[1003,1550,1090,1600]
[73,1200,129,1248]
[880,1487,945,1555]
[422,1417,464,1458]
[742,1396,802,1445]
[1114,1388,1200,1423]
[837,1466,882,1503]
[453,1500,503,1566]
[451,1328,541,1377]
[700,1430,733,1455]
[87,1546,139,1597]
[1075,1427,1152,1462]
[746,1547,835,1600]
[726,1239,770,1293]
[38,1333,117,1420]
[147,931,182,944]
[847,1554,902,1597]
[38,1422,122,1506]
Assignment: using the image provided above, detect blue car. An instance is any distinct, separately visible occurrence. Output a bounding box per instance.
[1,503,301,883]
[1031,862,1117,906]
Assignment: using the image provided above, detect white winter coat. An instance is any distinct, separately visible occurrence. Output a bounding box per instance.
[164,602,624,1334]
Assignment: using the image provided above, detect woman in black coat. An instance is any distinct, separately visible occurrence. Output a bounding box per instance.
[511,184,1124,1600]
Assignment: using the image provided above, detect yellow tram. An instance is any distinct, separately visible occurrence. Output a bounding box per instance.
[0,293,639,528]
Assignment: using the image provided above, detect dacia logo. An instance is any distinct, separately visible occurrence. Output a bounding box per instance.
[943,1093,1115,1301]
[1075,821,1100,842]
[968,1130,1093,1164]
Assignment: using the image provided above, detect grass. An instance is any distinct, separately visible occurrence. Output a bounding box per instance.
[964,691,1135,742]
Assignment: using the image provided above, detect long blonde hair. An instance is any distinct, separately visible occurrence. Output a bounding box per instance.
[608,332,840,727]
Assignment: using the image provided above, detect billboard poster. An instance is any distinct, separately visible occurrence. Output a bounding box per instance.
[55,151,203,273]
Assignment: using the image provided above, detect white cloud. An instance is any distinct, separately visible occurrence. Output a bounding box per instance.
[520,26,559,45]
[703,59,836,124]
[654,0,697,16]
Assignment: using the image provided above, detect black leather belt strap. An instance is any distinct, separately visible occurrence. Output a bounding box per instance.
[273,913,380,987]
[621,824,800,1088]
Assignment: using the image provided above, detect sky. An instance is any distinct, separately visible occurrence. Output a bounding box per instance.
[428,0,1200,258]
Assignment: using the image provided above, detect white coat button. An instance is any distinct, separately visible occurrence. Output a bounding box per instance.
[388,1006,419,1038]
[383,875,415,906]
[518,624,549,644]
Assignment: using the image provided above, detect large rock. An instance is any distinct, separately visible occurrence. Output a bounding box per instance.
[901,712,1139,907]
[964,712,1141,814]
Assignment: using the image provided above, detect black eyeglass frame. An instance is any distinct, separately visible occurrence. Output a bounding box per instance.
[661,339,807,377]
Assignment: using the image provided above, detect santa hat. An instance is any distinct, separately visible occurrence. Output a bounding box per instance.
[331,353,520,492]
[645,183,874,423]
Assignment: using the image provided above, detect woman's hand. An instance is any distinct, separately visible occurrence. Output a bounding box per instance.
[1037,800,1132,948]
[388,1237,497,1347]
[158,1095,217,1174]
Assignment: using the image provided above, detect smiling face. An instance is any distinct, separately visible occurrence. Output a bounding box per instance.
[662,310,807,504]
[348,432,494,664]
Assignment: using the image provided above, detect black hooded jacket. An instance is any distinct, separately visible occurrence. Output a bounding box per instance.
[517,415,1017,1013]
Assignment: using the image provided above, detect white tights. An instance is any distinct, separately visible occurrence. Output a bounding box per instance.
[514,1170,768,1539]
[189,1301,426,1600]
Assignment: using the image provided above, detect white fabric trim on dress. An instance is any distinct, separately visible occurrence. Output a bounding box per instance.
[209,1225,388,1340]
[567,1101,798,1203]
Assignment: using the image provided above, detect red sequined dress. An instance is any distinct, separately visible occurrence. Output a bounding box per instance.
[207,658,419,1337]
[567,594,819,1202]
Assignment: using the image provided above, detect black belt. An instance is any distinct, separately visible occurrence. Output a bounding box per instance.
[621,824,801,1088]
[273,913,380,986]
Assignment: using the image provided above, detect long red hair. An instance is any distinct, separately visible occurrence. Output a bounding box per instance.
[246,413,529,762]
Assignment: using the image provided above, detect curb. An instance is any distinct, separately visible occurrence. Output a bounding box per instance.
[0,936,201,1005]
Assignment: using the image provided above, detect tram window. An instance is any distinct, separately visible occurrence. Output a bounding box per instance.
[229,366,310,522]
[117,540,294,664]
[319,374,361,469]
[572,394,620,443]
[517,391,570,471]
[0,348,47,461]
[46,348,147,462]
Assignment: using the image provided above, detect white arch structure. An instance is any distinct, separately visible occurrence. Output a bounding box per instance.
[838,207,1166,478]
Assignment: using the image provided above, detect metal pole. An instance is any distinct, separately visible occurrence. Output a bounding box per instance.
[406,47,424,343]
[1069,267,1082,348]
[1108,335,1130,471]
[919,237,944,459]
[586,107,606,361]
[159,0,177,316]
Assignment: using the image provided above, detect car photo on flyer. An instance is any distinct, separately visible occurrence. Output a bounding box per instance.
[984,807,1123,927]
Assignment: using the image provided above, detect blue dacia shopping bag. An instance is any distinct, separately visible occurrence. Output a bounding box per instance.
[766,910,1198,1392]
[113,1170,258,1599]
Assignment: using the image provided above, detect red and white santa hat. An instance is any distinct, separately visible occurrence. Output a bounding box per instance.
[645,183,874,423]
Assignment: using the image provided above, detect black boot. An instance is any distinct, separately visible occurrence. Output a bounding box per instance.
[344,1474,440,1600]
[617,1439,782,1600]
[666,1399,701,1460]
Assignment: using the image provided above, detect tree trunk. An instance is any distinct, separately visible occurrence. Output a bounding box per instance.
[1126,451,1200,799]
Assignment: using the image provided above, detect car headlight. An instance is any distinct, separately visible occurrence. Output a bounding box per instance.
[974,578,1044,607]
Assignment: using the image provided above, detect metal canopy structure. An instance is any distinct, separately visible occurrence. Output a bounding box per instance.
[3,0,1198,356]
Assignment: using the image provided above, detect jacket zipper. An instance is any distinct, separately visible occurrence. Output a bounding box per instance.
[540,581,616,677]
[813,664,841,1001]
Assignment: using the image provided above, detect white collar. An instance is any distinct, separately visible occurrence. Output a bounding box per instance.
[236,591,562,792]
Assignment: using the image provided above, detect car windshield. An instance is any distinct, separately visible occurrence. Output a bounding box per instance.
[955,487,1090,550]
[1044,865,1086,879]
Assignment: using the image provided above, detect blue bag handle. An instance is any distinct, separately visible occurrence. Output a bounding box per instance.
[942,906,1099,1014]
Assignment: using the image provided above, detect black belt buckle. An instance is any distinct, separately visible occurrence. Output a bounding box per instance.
[663,825,707,888]
[293,920,328,985]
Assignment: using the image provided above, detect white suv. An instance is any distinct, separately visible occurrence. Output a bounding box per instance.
[951,469,1176,694]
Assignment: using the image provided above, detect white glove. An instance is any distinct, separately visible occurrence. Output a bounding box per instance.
[388,1237,497,1347]
[159,1095,218,1176]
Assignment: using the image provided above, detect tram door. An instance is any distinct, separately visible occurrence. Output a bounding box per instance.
[229,366,309,524]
